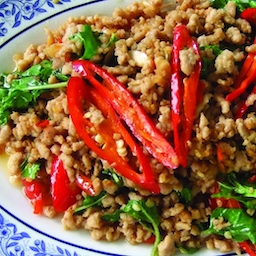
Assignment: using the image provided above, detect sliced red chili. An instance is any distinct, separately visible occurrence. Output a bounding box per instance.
[225,198,241,208]
[209,182,256,255]
[209,182,241,210]
[144,234,156,244]
[239,241,256,256]
[208,188,228,210]
[72,60,179,170]
[56,37,63,43]
[248,173,256,183]
[216,144,224,162]
[226,38,256,103]
[170,24,202,167]
[67,76,160,194]
[240,8,256,27]
[234,52,255,89]
[51,155,81,212]
[36,119,49,128]
[215,144,226,172]
[209,197,225,210]
[209,195,241,210]
[225,63,256,102]
[235,84,256,119]
[22,179,44,214]
[22,175,52,214]
[76,172,95,196]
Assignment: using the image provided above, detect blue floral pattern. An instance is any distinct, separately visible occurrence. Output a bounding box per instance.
[30,239,79,256]
[0,213,79,256]
[0,0,72,37]
[0,212,30,256]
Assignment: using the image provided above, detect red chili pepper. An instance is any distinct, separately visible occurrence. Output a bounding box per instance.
[144,234,156,244]
[208,196,220,209]
[209,183,241,210]
[249,173,256,183]
[216,144,224,162]
[76,172,95,196]
[170,24,202,167]
[56,37,63,43]
[235,101,249,119]
[225,62,256,102]
[240,8,256,27]
[239,241,256,256]
[226,38,256,103]
[225,198,241,208]
[67,76,160,194]
[51,155,81,212]
[234,52,255,89]
[72,60,179,170]
[22,179,44,214]
[216,144,226,172]
[209,183,256,256]
[36,119,49,128]
[209,195,241,210]
[22,177,51,214]
[235,84,256,119]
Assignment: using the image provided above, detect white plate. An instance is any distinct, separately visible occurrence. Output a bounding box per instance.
[0,0,242,255]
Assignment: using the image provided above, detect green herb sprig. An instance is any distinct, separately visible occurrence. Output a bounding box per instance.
[74,190,107,214]
[102,199,161,256]
[210,0,256,12]
[203,208,256,244]
[21,157,41,180]
[69,25,101,60]
[0,60,68,125]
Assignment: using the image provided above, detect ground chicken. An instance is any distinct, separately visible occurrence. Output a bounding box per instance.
[1,0,255,255]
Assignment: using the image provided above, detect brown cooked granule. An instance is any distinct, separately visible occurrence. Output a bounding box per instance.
[2,0,256,255]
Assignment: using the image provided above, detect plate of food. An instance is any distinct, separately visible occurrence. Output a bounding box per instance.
[0,0,256,255]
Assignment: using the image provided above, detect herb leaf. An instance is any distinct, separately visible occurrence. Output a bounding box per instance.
[201,45,223,56]
[124,199,161,256]
[200,45,223,78]
[107,33,119,47]
[177,187,192,205]
[102,168,123,187]
[177,244,199,254]
[203,208,256,244]
[21,158,41,180]
[210,0,256,12]
[102,209,123,222]
[212,172,256,208]
[102,199,161,256]
[69,25,101,60]
[205,172,256,244]
[0,60,68,125]
[74,190,106,214]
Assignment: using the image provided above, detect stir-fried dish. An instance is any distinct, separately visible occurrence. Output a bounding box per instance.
[1,0,256,255]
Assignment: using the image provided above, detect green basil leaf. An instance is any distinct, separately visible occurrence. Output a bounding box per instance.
[74,190,107,214]
[107,33,119,47]
[203,208,256,244]
[177,187,192,205]
[210,0,256,12]
[102,209,123,222]
[21,158,41,180]
[69,24,101,60]
[0,60,68,125]
[102,168,123,187]
[177,244,199,254]
[211,172,256,208]
[123,199,161,256]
